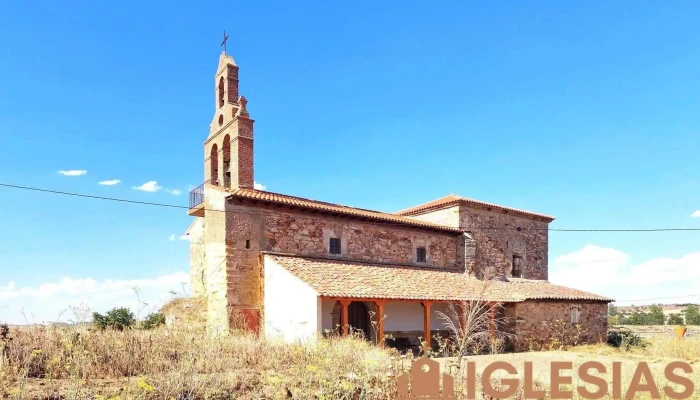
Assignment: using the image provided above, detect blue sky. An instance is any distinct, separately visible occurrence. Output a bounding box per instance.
[1,1,699,323]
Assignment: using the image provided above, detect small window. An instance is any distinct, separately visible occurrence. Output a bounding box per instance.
[571,306,581,324]
[329,238,341,254]
[416,247,426,263]
[512,255,523,278]
[245,240,250,249]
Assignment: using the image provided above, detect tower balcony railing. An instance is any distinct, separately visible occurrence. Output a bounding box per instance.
[189,182,206,209]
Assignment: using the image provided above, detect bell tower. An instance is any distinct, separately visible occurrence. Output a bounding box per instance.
[204,52,255,190]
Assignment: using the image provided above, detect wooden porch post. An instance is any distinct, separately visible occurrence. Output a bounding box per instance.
[488,302,496,338]
[455,301,467,336]
[340,299,352,336]
[374,300,387,345]
[421,301,432,349]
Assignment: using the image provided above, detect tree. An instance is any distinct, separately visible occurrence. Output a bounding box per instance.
[667,313,684,325]
[648,305,666,325]
[685,305,700,325]
[608,305,619,317]
[92,307,135,331]
[141,312,166,329]
[626,312,649,325]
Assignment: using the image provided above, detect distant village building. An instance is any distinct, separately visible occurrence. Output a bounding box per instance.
[185,52,612,351]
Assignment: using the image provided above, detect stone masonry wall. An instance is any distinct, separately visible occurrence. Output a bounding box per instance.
[252,205,462,269]
[202,186,230,336]
[219,202,463,334]
[512,301,608,351]
[459,207,549,280]
[188,217,206,297]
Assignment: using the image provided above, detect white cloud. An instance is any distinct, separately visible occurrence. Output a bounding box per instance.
[165,189,182,196]
[550,245,700,305]
[58,170,87,176]
[254,181,266,190]
[692,210,700,218]
[98,179,121,186]
[132,181,162,192]
[0,272,188,325]
[169,234,189,241]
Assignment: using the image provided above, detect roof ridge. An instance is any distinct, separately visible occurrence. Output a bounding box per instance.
[227,189,464,233]
[262,251,466,273]
[395,193,555,221]
[394,194,458,214]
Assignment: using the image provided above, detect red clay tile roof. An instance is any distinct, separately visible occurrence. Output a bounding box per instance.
[226,188,464,233]
[265,254,612,302]
[395,194,556,222]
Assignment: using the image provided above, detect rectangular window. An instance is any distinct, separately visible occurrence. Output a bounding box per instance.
[512,255,523,278]
[416,247,426,263]
[245,240,251,249]
[329,238,341,254]
[571,306,581,324]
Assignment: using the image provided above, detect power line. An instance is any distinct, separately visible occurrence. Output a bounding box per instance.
[549,228,700,232]
[0,183,188,209]
[613,295,700,303]
[1,182,700,233]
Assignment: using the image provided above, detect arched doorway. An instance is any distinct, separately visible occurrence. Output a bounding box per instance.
[348,301,370,338]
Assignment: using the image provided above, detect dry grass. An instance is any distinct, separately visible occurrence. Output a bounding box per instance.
[3,324,700,399]
[575,335,700,362]
[0,325,396,399]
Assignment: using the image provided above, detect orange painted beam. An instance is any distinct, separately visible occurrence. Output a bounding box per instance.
[339,299,351,336]
[421,301,432,350]
[453,301,467,336]
[374,300,387,345]
[488,302,496,338]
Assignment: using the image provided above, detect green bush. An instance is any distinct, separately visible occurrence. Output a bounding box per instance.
[141,312,166,330]
[92,307,135,331]
[685,305,700,325]
[607,327,646,350]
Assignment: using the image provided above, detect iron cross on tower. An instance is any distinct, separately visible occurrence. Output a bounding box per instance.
[221,30,229,54]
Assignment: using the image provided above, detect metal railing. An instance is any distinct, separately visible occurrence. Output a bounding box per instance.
[189,183,205,209]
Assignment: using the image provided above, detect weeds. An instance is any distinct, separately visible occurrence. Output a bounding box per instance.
[0,325,394,399]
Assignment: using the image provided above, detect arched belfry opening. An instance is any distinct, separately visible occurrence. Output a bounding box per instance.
[222,134,231,188]
[210,144,219,186]
[218,77,225,108]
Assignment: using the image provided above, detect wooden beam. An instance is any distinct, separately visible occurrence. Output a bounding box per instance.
[488,302,496,338]
[339,299,352,336]
[421,301,432,350]
[455,301,467,337]
[374,300,387,345]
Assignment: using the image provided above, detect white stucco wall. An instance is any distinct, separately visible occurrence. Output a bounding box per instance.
[319,300,452,332]
[321,299,336,331]
[264,257,321,343]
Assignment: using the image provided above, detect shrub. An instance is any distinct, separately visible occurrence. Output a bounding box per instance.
[141,312,166,330]
[607,327,646,350]
[92,307,135,331]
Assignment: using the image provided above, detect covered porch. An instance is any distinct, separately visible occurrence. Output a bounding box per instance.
[262,253,611,350]
[319,297,500,354]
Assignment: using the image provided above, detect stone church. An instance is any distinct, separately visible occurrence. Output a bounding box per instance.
[185,52,612,351]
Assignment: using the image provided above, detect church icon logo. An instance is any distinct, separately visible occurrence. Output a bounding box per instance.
[395,356,454,399]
